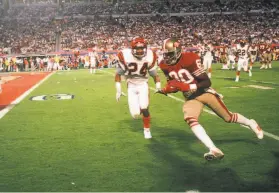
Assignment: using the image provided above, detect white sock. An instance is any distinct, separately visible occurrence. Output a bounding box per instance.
[144,128,150,132]
[93,69,96,73]
[90,69,92,73]
[231,113,251,126]
[191,124,216,150]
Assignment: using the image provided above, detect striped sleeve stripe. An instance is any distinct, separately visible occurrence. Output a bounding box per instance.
[117,61,127,72]
[117,52,128,71]
[148,51,157,70]
[193,69,205,76]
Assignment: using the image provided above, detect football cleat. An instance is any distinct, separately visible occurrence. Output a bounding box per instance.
[204,147,224,161]
[249,119,264,139]
[144,130,152,139]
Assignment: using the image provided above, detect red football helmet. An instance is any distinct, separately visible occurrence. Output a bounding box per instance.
[130,36,147,58]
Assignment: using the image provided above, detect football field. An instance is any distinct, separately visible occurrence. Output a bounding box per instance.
[1,62,279,192]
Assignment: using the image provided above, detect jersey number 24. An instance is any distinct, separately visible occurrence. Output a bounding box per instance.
[127,62,148,76]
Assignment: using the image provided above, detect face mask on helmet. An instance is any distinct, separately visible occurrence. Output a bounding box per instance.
[132,44,147,58]
[131,38,147,58]
[240,42,245,47]
[163,51,178,65]
[162,38,182,65]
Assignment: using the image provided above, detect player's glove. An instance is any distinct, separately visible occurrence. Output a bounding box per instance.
[155,89,168,96]
[154,81,161,93]
[115,82,123,102]
[168,80,197,92]
[155,82,178,96]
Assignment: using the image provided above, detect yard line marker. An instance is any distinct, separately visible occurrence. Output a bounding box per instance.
[101,69,279,141]
[0,72,55,120]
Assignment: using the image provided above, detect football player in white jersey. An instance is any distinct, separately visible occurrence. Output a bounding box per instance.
[115,37,161,139]
[202,43,214,78]
[235,40,251,82]
[248,43,258,70]
[89,49,98,74]
[226,45,236,70]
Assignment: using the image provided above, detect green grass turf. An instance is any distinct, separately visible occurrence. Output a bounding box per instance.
[1,62,279,191]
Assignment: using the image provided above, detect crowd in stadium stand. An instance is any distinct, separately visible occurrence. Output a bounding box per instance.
[5,0,279,17]
[0,0,278,54]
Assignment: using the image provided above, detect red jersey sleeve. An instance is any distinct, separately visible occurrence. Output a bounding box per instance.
[184,53,205,77]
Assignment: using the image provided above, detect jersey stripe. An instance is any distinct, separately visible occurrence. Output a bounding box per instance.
[192,68,205,76]
[117,51,128,71]
[148,51,157,70]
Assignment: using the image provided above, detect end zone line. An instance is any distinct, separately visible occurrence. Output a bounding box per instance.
[0,72,55,120]
[100,69,279,141]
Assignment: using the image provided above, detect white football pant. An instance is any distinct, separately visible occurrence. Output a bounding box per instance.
[90,59,96,68]
[53,62,59,70]
[237,58,249,71]
[203,57,213,70]
[47,63,53,71]
[228,55,235,63]
[128,82,149,118]
[250,55,256,63]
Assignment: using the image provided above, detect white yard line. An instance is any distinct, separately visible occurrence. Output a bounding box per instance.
[245,85,274,90]
[101,69,279,141]
[0,72,55,120]
[215,76,279,86]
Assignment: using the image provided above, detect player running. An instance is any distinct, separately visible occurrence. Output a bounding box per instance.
[115,37,161,139]
[156,38,263,161]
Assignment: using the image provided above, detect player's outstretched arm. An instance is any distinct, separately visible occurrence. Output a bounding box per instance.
[115,73,122,102]
[115,66,127,102]
[149,70,161,92]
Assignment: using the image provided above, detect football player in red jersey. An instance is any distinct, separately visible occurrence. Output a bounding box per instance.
[258,40,267,69]
[156,38,264,161]
[265,42,273,69]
